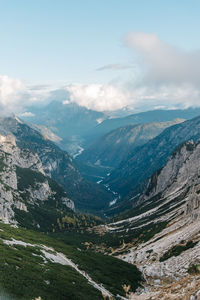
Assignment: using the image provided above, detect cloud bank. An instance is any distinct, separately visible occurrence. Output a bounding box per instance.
[125,32,200,87]
[63,84,130,111]
[1,32,200,114]
[62,33,200,112]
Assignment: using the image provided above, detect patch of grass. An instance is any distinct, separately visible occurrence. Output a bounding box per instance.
[85,220,168,251]
[16,166,46,190]
[0,156,6,171]
[188,264,200,274]
[146,249,153,253]
[160,241,198,262]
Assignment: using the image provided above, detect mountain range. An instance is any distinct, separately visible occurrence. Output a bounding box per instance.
[0,117,113,213]
[1,106,200,299]
[77,119,184,181]
[22,101,200,155]
[104,115,200,215]
[91,138,200,299]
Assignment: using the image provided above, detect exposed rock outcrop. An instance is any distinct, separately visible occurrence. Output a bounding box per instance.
[0,133,75,225]
[96,139,200,298]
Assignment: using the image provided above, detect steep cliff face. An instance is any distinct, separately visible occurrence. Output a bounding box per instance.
[144,140,200,201]
[0,133,74,228]
[95,139,200,298]
[0,117,113,211]
[104,115,200,207]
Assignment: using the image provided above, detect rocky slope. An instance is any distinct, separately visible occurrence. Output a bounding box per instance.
[0,117,113,212]
[104,115,200,211]
[93,139,200,299]
[0,133,75,229]
[77,119,184,175]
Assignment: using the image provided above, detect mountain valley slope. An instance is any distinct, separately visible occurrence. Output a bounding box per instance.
[0,132,102,232]
[22,104,200,156]
[88,107,200,141]
[0,117,113,212]
[89,139,200,299]
[1,110,200,299]
[104,115,200,211]
[77,119,184,181]
[0,223,142,300]
[22,101,107,154]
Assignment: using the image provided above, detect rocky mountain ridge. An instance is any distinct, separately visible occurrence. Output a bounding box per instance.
[93,139,200,299]
[104,115,200,214]
[22,103,200,156]
[0,133,74,227]
[0,116,113,212]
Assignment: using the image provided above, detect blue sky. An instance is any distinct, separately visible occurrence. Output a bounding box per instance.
[0,0,199,84]
[0,0,200,114]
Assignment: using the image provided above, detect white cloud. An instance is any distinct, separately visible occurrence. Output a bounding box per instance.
[0,75,29,116]
[125,32,200,86]
[128,84,200,111]
[62,33,200,112]
[19,111,35,117]
[61,82,200,112]
[0,75,51,116]
[64,84,131,111]
[1,33,200,116]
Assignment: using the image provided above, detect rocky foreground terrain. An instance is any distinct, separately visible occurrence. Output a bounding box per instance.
[93,140,200,299]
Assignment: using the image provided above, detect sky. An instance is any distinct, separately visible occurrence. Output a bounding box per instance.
[0,0,200,114]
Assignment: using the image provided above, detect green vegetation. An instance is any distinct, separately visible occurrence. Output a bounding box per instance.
[146,249,153,254]
[14,200,102,233]
[14,165,102,234]
[16,166,46,190]
[0,223,142,299]
[188,264,200,274]
[81,221,168,251]
[0,156,6,171]
[160,241,198,262]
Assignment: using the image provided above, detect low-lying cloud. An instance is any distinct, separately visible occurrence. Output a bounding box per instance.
[63,84,131,111]
[0,75,50,116]
[0,75,29,116]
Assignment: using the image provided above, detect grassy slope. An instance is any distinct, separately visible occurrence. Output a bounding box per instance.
[0,223,142,300]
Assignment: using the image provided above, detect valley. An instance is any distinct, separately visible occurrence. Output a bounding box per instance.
[0,108,200,299]
[1,2,200,299]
